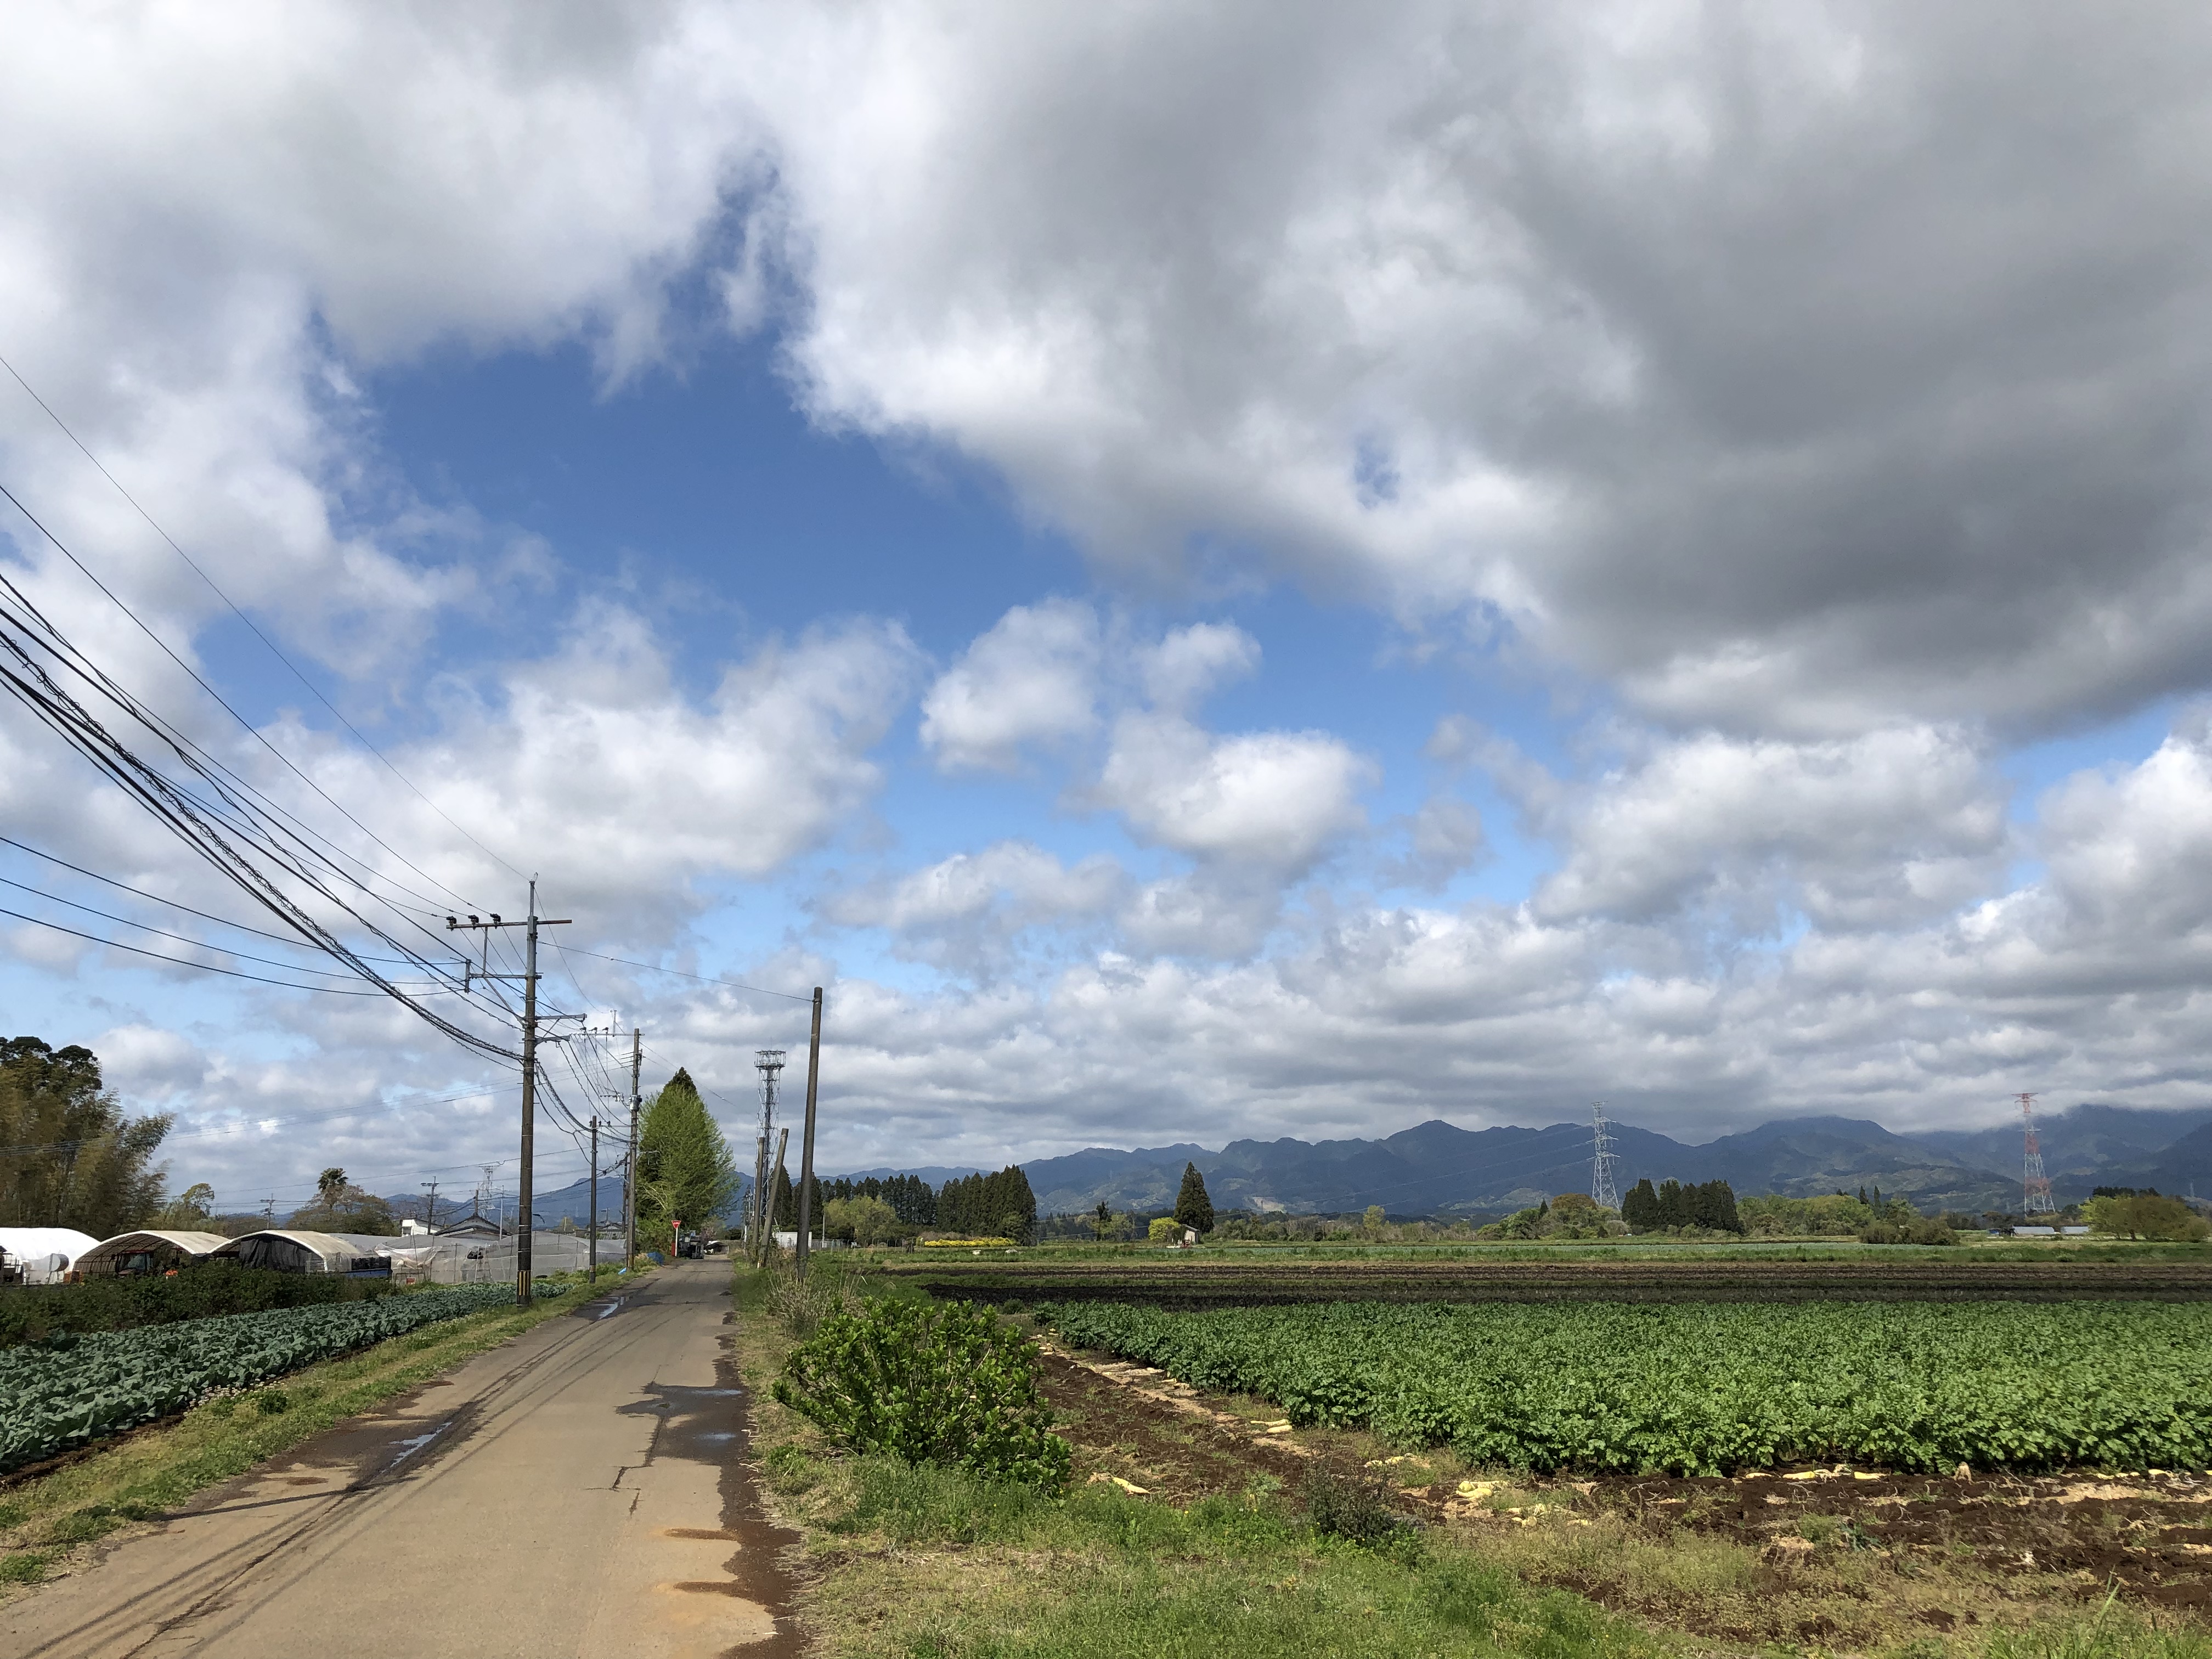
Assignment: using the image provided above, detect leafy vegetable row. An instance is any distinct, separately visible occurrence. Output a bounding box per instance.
[1037,1298,2212,1475]
[1,1282,561,1474]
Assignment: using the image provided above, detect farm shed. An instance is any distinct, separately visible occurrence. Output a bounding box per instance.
[0,1226,100,1285]
[209,1229,388,1276]
[72,1229,230,1277]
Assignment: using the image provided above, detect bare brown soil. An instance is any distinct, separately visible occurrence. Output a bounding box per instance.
[904,1256,2212,1306]
[1037,1331,2212,1646]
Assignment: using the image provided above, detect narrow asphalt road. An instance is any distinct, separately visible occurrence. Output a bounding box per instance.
[2,1261,800,1659]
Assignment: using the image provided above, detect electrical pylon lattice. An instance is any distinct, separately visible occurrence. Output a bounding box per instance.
[1590,1102,1621,1212]
[2018,1092,2056,1215]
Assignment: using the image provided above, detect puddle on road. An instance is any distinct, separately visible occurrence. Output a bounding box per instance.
[625,1359,805,1658]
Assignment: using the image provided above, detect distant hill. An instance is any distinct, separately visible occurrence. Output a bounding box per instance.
[1003,1102,2212,1218]
[369,1102,2211,1227]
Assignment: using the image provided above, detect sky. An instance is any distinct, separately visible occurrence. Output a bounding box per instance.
[2,1,2209,1216]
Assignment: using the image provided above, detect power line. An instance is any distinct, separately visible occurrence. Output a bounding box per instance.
[0,832,421,962]
[0,904,394,995]
[0,476,477,918]
[554,944,812,1001]
[0,873,400,979]
[0,348,523,885]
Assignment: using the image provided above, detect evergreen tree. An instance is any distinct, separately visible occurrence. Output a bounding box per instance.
[1621,1177,1660,1230]
[1174,1163,1215,1234]
[772,1165,797,1230]
[1656,1178,1689,1228]
[636,1070,738,1248]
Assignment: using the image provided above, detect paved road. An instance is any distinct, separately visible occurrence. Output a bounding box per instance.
[2,1262,798,1659]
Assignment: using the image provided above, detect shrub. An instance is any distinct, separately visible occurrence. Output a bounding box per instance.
[774,1299,1071,1491]
[761,1265,861,1339]
[1302,1463,1418,1550]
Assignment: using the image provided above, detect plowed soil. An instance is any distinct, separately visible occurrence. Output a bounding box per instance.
[907,1257,2212,1306]
[1037,1333,2212,1644]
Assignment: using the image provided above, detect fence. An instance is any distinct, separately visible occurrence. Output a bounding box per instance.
[388,1232,624,1285]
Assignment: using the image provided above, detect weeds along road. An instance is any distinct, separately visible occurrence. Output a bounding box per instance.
[1,1261,799,1659]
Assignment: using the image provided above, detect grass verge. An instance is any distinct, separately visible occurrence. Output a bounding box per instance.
[0,1265,645,1595]
[733,1262,2212,1659]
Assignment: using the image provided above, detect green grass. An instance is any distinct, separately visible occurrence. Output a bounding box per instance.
[768,1447,1663,1659]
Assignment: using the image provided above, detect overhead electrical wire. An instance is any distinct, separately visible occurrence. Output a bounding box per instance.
[0,348,521,888]
[554,943,812,1001]
[0,832,420,962]
[0,904,397,995]
[0,523,522,1059]
[0,873,414,980]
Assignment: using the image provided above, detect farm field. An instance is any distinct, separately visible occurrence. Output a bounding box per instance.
[1,1282,544,1477]
[891,1252,2212,1307]
[1039,1298,2212,1475]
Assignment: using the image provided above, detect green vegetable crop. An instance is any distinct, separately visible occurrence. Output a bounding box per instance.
[1039,1298,2212,1475]
[0,1282,550,1474]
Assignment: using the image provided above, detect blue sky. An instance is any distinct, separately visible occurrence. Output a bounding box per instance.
[2,4,2209,1215]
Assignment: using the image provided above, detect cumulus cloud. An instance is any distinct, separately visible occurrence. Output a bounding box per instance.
[1532,725,2010,932]
[1096,713,1374,875]
[919,598,1101,771]
[738,1,2212,735]
[822,840,1125,971]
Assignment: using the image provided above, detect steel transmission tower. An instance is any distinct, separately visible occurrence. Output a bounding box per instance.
[1590,1102,1621,1211]
[2018,1092,2056,1215]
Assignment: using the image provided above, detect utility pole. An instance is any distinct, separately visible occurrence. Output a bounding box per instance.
[588,1116,599,1284]
[767,1127,790,1251]
[627,1029,641,1271]
[260,1195,275,1219]
[752,1050,786,1265]
[420,1178,441,1232]
[796,986,823,1280]
[445,886,570,1305]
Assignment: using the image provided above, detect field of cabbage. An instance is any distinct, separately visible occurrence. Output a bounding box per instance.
[0,1282,550,1475]
[1039,1298,2212,1475]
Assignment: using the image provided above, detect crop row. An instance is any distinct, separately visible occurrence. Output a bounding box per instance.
[910,1258,2212,1307]
[0,1283,550,1475]
[1039,1298,2212,1474]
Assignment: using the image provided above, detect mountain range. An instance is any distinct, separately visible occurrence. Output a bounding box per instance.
[381,1103,2212,1228]
[855,1102,2212,1219]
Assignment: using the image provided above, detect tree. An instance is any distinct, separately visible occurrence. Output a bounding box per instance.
[636,1070,738,1249]
[1621,1178,1660,1231]
[290,1169,397,1235]
[2086,1193,2211,1242]
[936,1166,1037,1243]
[1174,1163,1215,1234]
[154,1182,217,1229]
[825,1194,905,1245]
[1,1035,172,1234]
[1093,1199,1113,1239]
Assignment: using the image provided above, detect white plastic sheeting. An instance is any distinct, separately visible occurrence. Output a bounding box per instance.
[0,1227,100,1284]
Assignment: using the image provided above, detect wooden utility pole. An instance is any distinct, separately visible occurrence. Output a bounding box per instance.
[795,986,823,1279]
[768,1127,789,1252]
[444,884,569,1306]
[627,1029,641,1271]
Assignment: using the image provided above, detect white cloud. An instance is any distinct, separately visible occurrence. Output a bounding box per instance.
[736,2,2212,735]
[1137,622,1259,709]
[1096,712,1374,874]
[919,598,1101,772]
[1533,725,2010,932]
[822,839,1125,972]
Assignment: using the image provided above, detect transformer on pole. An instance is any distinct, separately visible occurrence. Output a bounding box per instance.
[2018,1092,2056,1215]
[1590,1101,1620,1212]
